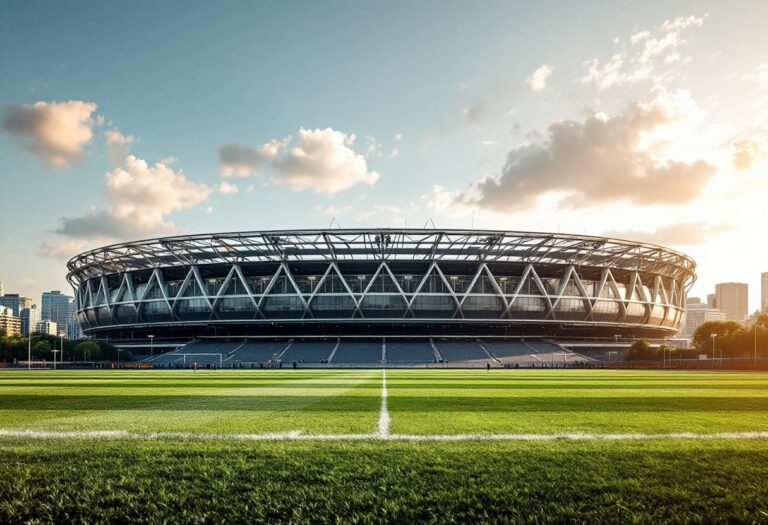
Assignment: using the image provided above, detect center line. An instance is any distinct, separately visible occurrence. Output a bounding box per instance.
[377,368,390,438]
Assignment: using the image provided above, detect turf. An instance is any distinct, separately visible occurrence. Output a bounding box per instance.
[2,369,768,435]
[2,438,768,523]
[1,368,768,523]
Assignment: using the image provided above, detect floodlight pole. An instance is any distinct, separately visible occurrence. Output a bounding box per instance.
[755,324,758,364]
[149,334,155,359]
[52,349,59,370]
[711,334,717,368]
[28,333,31,370]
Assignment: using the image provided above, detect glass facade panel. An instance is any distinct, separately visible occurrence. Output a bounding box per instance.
[411,295,456,318]
[246,277,272,294]
[462,295,505,318]
[144,282,166,300]
[545,278,561,295]
[142,300,172,322]
[96,305,112,324]
[215,297,255,319]
[448,276,471,294]
[359,294,407,318]
[114,304,138,324]
[648,305,666,325]
[367,273,400,293]
[554,297,587,320]
[309,295,356,317]
[592,299,620,322]
[261,296,304,319]
[507,296,548,319]
[176,298,211,321]
[625,302,647,324]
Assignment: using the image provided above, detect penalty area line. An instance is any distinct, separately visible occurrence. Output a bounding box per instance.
[1,429,768,442]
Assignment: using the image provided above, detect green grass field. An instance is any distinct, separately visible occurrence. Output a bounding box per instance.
[1,369,768,523]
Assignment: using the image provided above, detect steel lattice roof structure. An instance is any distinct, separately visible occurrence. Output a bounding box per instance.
[67,229,696,285]
[67,229,696,341]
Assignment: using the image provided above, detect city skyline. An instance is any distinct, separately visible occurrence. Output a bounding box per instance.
[1,1,768,309]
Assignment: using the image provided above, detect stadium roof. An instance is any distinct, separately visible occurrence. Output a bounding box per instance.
[67,228,696,287]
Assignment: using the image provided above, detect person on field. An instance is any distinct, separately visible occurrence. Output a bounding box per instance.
[486,362,490,371]
[192,361,197,372]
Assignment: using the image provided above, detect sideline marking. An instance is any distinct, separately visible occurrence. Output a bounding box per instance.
[377,368,390,438]
[1,429,767,441]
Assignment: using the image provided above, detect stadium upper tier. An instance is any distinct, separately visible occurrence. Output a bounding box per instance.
[66,229,696,339]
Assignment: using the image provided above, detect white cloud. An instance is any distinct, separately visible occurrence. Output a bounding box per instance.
[217,180,239,194]
[2,100,98,167]
[57,155,212,239]
[221,128,380,194]
[104,128,136,166]
[731,131,768,170]
[454,87,715,212]
[315,204,351,218]
[389,147,400,157]
[604,221,733,246]
[274,128,380,193]
[462,101,486,123]
[527,64,553,92]
[582,14,707,90]
[365,135,383,157]
[39,239,92,260]
[218,139,287,177]
[394,133,403,142]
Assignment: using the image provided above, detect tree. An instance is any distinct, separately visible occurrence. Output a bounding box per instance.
[628,339,658,361]
[74,340,99,361]
[693,320,749,358]
[33,340,52,359]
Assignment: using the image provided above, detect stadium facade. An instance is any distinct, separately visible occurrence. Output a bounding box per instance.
[67,229,696,349]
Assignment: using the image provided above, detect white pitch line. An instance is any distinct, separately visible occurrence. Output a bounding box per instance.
[1,429,768,441]
[377,368,390,438]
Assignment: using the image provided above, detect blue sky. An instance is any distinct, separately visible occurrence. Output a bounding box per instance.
[1,0,767,309]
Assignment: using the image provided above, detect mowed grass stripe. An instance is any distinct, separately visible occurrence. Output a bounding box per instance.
[0,370,382,434]
[386,369,768,435]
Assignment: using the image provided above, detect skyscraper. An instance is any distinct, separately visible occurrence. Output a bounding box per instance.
[20,305,42,336]
[0,307,21,336]
[762,272,768,312]
[679,303,727,340]
[41,291,75,339]
[707,293,716,309]
[0,294,33,317]
[715,282,749,322]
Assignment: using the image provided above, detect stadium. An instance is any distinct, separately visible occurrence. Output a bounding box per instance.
[65,229,696,366]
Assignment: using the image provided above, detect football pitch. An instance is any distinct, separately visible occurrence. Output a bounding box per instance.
[1,369,768,522]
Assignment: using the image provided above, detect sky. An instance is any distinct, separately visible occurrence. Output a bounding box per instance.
[0,0,767,310]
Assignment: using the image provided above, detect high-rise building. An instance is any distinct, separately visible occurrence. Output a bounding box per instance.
[679,303,727,340]
[0,307,21,337]
[0,294,33,317]
[20,305,41,336]
[35,320,58,336]
[687,297,702,305]
[41,291,75,339]
[715,282,749,322]
[707,293,717,309]
[762,272,768,312]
